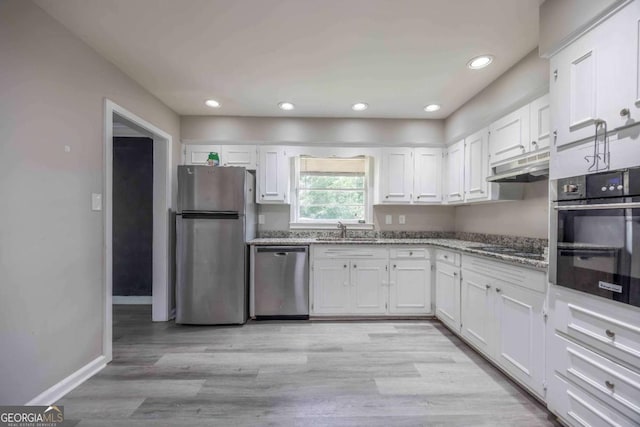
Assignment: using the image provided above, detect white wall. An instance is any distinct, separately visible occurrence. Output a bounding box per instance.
[0,0,180,404]
[182,116,445,146]
[454,181,549,239]
[444,49,549,144]
[539,0,625,56]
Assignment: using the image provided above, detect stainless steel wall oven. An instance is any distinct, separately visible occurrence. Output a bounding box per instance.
[551,167,640,307]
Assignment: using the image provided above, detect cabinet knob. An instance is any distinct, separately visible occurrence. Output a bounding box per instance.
[485,285,491,290]
[453,272,457,276]
[531,141,537,147]
[444,255,448,259]
[519,145,526,152]
[261,194,265,198]
[417,195,421,199]
[409,251,413,256]
[495,288,501,293]
[385,195,389,199]
[353,264,357,268]
[344,264,347,268]
[605,380,615,390]
[605,329,615,338]
[553,69,558,80]
[620,108,630,118]
[393,264,397,269]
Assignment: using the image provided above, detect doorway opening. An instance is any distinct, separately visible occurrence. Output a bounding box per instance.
[103,99,173,362]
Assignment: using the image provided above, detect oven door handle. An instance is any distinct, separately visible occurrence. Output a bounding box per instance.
[554,202,640,210]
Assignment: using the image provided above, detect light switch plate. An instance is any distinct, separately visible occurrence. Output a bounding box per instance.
[258,214,265,225]
[399,215,406,225]
[91,193,102,211]
[385,215,392,225]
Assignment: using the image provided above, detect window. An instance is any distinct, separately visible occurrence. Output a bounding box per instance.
[292,156,371,226]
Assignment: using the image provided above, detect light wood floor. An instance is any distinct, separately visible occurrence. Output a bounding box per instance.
[58,305,559,426]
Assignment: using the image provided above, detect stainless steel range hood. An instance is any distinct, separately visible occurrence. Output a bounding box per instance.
[487,151,550,183]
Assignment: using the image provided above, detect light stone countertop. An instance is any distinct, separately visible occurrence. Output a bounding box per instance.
[248,237,548,271]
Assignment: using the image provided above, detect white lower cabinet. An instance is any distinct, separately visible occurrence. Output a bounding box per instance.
[312,259,351,314]
[547,285,640,426]
[435,253,461,332]
[457,255,546,399]
[350,259,388,315]
[389,258,431,315]
[311,246,432,316]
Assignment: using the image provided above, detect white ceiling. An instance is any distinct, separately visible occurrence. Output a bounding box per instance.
[35,0,540,119]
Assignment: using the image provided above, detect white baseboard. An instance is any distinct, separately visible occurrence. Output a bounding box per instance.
[113,296,152,305]
[26,355,107,405]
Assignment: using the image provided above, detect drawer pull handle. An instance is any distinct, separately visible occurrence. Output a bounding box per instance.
[605,380,615,390]
[605,329,615,338]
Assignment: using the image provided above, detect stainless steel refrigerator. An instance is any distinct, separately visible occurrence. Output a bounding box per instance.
[176,166,256,325]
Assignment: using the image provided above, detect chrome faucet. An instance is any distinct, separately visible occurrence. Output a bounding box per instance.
[337,221,347,238]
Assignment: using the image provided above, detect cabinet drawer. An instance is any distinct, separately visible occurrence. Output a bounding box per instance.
[552,334,640,421]
[389,247,429,259]
[435,249,460,266]
[313,245,388,259]
[551,374,638,427]
[462,254,546,293]
[554,294,640,369]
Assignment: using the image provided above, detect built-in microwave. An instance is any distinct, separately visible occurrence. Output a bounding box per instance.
[550,167,640,307]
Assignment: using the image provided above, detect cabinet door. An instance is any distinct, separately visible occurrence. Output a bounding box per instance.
[413,147,442,203]
[494,281,545,397]
[464,128,490,202]
[312,259,350,314]
[380,148,413,204]
[350,259,388,314]
[257,146,289,203]
[488,105,530,164]
[551,28,599,148]
[221,145,256,169]
[435,261,460,332]
[460,270,494,356]
[389,259,431,314]
[183,144,221,165]
[529,94,551,151]
[445,140,464,203]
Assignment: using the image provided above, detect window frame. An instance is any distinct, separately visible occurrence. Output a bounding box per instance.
[290,155,373,229]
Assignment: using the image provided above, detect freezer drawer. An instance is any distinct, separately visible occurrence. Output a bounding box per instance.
[255,246,309,318]
[176,214,247,325]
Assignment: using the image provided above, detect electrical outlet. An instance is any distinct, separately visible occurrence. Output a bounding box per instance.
[385,215,392,225]
[91,193,102,211]
[399,215,406,225]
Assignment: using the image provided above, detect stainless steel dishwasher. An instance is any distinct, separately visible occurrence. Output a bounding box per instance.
[254,246,309,319]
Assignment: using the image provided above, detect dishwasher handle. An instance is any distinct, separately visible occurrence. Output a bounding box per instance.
[256,246,308,253]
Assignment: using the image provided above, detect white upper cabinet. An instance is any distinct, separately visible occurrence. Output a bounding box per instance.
[445,140,465,203]
[464,128,490,202]
[379,148,413,203]
[183,144,221,165]
[529,94,551,151]
[183,144,256,169]
[551,1,640,148]
[488,104,531,164]
[220,145,256,169]
[413,147,443,203]
[257,145,289,204]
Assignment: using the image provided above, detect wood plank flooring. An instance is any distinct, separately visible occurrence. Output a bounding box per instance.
[58,305,559,426]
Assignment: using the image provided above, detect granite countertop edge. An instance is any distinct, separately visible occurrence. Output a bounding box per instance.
[248,238,548,271]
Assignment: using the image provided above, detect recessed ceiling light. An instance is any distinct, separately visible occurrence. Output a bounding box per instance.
[424,104,441,112]
[278,102,295,111]
[468,55,494,70]
[205,99,221,108]
[352,102,368,111]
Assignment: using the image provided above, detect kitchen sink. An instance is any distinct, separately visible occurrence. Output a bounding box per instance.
[315,237,379,242]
